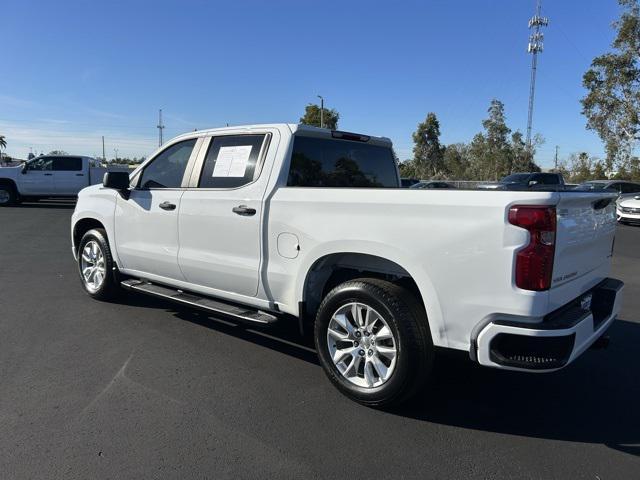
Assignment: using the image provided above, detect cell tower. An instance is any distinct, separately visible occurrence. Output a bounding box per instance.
[157,109,165,147]
[526,0,549,151]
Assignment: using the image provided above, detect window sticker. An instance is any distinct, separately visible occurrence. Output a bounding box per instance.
[212,145,253,177]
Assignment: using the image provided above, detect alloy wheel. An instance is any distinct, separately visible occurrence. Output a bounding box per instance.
[326,302,398,388]
[80,240,106,293]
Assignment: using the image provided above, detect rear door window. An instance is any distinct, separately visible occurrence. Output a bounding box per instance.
[198,135,266,189]
[287,136,398,188]
[52,157,83,171]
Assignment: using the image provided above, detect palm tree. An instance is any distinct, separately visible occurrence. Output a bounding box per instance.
[0,135,6,165]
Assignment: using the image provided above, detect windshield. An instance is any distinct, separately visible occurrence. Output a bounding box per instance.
[500,173,530,183]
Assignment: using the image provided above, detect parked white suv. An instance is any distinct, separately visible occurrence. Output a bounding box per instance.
[71,124,623,407]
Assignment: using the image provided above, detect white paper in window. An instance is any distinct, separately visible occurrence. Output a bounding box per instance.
[212,145,253,177]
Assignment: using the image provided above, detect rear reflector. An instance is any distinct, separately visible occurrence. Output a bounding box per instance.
[508,205,557,291]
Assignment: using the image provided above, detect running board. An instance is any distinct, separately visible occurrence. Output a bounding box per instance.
[121,279,278,325]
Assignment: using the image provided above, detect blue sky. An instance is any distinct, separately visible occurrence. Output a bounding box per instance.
[0,0,622,167]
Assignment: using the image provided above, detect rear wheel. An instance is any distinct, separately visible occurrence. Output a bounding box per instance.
[314,278,433,408]
[0,184,17,206]
[77,228,120,300]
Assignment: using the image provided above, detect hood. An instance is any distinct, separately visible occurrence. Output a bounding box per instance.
[0,165,22,181]
[619,195,640,208]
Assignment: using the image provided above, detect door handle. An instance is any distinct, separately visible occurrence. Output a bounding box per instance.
[44,173,53,176]
[76,173,84,176]
[159,201,176,211]
[232,205,257,216]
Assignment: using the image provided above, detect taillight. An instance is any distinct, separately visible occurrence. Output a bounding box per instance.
[508,205,557,291]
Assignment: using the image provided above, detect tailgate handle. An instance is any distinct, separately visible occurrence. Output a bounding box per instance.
[592,198,612,210]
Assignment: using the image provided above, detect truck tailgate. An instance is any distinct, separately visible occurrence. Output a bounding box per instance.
[550,192,617,307]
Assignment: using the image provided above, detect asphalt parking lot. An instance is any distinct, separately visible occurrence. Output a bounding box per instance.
[1,201,639,479]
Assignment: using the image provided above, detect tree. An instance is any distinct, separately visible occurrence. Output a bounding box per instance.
[398,160,417,178]
[300,103,339,130]
[569,152,594,183]
[0,135,6,165]
[582,0,640,170]
[442,143,470,180]
[628,156,640,180]
[411,113,446,178]
[483,99,513,179]
[48,150,69,155]
[592,161,607,179]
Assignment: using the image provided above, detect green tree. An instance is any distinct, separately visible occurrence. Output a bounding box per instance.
[48,150,69,155]
[569,152,594,183]
[442,143,470,179]
[411,113,446,178]
[592,161,607,179]
[582,0,640,170]
[628,156,640,180]
[0,135,6,165]
[482,99,513,179]
[300,103,339,130]
[398,160,417,178]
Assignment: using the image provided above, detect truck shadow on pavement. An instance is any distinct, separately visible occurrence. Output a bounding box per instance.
[404,317,640,457]
[115,291,639,456]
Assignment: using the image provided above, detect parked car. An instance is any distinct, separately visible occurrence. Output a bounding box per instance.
[574,180,640,195]
[617,195,640,224]
[400,177,420,188]
[410,181,455,189]
[71,124,623,407]
[478,172,565,191]
[0,155,107,206]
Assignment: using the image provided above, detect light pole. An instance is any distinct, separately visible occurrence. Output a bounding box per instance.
[114,148,119,163]
[317,95,324,129]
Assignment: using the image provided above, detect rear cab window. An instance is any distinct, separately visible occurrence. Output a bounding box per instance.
[53,157,83,171]
[287,135,399,188]
[535,173,560,185]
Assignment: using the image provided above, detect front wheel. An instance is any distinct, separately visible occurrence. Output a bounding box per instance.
[314,278,433,408]
[0,184,17,206]
[77,228,120,300]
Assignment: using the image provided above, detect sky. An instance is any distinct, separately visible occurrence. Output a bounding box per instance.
[0,0,623,167]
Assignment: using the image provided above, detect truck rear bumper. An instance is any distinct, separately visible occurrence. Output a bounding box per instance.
[472,278,624,372]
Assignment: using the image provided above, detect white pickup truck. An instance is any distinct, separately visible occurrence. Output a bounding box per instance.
[71,124,624,407]
[0,155,107,205]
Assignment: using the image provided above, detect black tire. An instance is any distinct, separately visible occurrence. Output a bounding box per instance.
[0,184,17,206]
[314,278,433,408]
[77,228,120,300]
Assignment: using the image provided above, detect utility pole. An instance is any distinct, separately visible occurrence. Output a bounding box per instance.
[114,148,119,162]
[554,145,559,171]
[102,136,106,162]
[526,0,549,152]
[317,95,324,129]
[157,109,165,147]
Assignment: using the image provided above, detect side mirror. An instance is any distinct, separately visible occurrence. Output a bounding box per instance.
[21,164,27,174]
[103,171,130,191]
[528,180,538,186]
